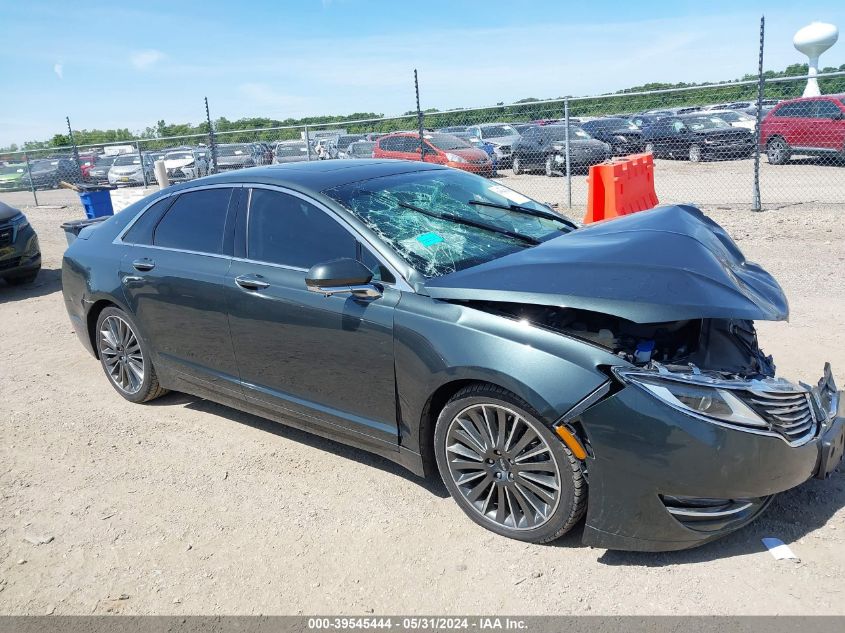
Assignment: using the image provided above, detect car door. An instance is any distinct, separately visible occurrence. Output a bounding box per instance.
[664,120,686,157]
[811,99,845,151]
[118,185,241,397]
[225,186,401,447]
[396,136,423,162]
[526,129,547,166]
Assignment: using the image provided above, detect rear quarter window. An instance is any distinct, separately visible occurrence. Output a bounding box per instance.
[153,188,233,254]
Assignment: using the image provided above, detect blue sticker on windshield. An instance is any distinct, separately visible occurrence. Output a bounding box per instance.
[416,232,444,247]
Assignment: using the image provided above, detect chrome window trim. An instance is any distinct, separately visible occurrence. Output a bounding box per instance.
[243,183,413,292]
[231,256,306,273]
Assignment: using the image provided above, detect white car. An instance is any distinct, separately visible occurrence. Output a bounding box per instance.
[163,150,209,182]
[107,154,155,187]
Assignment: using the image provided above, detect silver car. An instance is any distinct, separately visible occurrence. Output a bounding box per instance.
[107,154,154,187]
[464,123,521,167]
[273,141,312,164]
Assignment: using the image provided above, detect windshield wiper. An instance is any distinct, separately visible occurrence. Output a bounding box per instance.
[393,200,540,246]
[467,199,577,230]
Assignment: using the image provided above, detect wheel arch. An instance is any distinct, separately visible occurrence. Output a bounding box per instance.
[86,299,121,359]
[415,373,559,480]
[765,133,787,147]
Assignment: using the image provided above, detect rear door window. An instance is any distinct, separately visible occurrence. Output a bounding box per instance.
[123,196,175,245]
[153,188,233,254]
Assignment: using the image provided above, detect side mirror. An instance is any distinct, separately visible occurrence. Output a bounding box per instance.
[305,258,381,299]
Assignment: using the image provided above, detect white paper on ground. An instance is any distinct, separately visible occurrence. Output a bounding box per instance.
[762,537,799,560]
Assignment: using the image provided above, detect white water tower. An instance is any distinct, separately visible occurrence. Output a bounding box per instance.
[793,22,839,97]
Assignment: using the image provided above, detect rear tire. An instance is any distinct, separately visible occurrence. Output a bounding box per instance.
[767,137,791,165]
[434,383,586,543]
[95,307,168,404]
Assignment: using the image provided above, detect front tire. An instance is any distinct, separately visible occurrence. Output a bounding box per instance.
[434,384,586,543]
[511,156,523,175]
[544,156,556,177]
[688,144,702,162]
[95,307,168,403]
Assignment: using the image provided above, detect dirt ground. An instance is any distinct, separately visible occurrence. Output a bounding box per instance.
[1,192,844,616]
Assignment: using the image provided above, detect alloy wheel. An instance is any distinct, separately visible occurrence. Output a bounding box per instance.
[444,404,561,530]
[512,156,522,175]
[99,315,144,394]
[644,142,654,154]
[768,139,787,164]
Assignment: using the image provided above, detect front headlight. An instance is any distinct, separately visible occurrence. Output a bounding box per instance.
[618,372,768,429]
[10,213,29,231]
[445,152,467,163]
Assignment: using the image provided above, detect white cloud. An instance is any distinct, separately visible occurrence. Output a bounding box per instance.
[130,49,166,70]
[53,63,63,79]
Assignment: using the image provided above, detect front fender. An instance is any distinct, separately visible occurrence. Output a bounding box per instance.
[394,293,621,454]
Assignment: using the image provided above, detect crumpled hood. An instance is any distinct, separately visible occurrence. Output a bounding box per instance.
[423,204,788,324]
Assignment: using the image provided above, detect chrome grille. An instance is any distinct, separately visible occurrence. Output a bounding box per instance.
[741,390,817,443]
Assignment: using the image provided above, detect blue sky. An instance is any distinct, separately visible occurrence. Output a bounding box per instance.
[1,0,844,147]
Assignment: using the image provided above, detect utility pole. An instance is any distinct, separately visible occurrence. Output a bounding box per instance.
[752,16,765,212]
[415,69,425,161]
[205,97,218,174]
[67,116,83,182]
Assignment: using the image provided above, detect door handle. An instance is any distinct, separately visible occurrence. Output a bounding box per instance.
[132,258,155,272]
[235,274,270,290]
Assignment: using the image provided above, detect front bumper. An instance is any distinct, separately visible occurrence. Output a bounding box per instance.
[578,367,843,551]
[0,225,41,278]
[109,173,146,186]
[554,150,610,168]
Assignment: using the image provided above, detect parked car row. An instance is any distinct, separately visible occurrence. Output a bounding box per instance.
[2,95,839,193]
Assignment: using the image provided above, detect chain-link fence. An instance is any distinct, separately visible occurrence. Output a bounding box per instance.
[1,71,843,213]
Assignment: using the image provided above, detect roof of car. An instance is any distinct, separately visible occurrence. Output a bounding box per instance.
[775,93,845,103]
[175,159,446,192]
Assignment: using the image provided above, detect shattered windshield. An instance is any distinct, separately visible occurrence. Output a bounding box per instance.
[324,169,572,277]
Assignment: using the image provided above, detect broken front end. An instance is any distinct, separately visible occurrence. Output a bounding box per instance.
[478,302,843,551]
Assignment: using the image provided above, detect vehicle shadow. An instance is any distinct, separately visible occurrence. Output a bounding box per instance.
[149,391,450,499]
[0,267,62,303]
[594,472,845,565]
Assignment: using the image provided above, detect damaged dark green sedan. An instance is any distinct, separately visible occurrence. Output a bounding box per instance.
[61,160,844,551]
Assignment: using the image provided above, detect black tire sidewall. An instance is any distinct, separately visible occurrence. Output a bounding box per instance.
[434,389,581,543]
[95,307,156,403]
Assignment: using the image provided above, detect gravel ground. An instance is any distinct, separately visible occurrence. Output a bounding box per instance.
[1,187,844,615]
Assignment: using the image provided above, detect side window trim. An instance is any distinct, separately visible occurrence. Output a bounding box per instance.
[239,184,412,291]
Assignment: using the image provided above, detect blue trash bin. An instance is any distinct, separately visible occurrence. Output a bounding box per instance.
[79,188,114,219]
